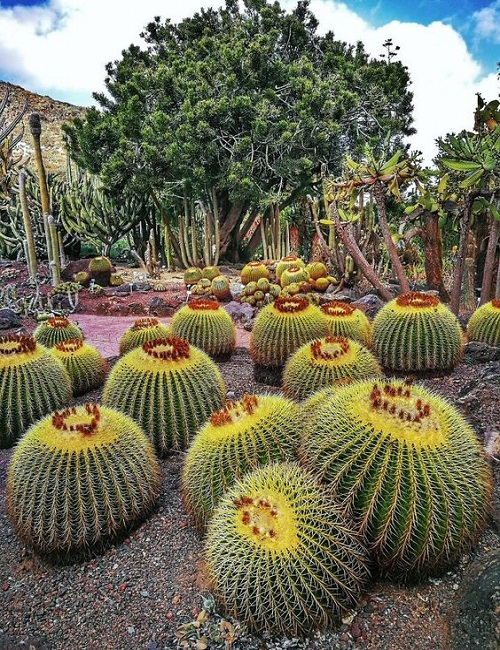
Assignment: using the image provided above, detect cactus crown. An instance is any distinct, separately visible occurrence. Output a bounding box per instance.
[321,301,356,317]
[188,298,220,311]
[47,316,72,329]
[0,334,37,356]
[141,337,190,361]
[55,338,84,353]
[273,296,309,313]
[209,393,259,427]
[131,317,159,330]
[310,335,351,361]
[395,292,440,309]
[492,298,500,309]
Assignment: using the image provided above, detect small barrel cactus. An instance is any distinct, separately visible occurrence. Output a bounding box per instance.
[275,255,305,282]
[88,256,113,286]
[240,261,270,285]
[73,270,90,286]
[306,261,328,280]
[119,317,170,355]
[109,273,124,287]
[33,316,84,348]
[372,292,463,372]
[320,301,372,347]
[301,378,493,576]
[249,296,329,368]
[0,334,73,448]
[103,337,226,455]
[182,394,302,530]
[52,338,108,396]
[467,299,500,347]
[184,266,203,285]
[202,265,220,281]
[205,462,369,636]
[210,275,232,300]
[6,403,161,558]
[283,335,381,401]
[280,265,310,288]
[170,298,236,359]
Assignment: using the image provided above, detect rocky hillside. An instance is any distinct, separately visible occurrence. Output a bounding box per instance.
[0,80,86,175]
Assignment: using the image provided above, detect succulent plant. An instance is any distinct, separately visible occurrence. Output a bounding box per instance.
[109,273,124,287]
[306,261,328,280]
[119,317,171,355]
[300,378,492,576]
[240,261,270,285]
[202,265,220,281]
[88,282,104,296]
[73,271,90,286]
[275,255,305,282]
[320,301,372,347]
[205,462,369,636]
[372,292,463,372]
[33,316,84,348]
[52,338,108,396]
[103,337,226,455]
[182,394,302,530]
[467,299,500,347]
[314,277,331,292]
[280,265,310,288]
[153,283,167,292]
[0,334,72,448]
[283,335,382,401]
[249,296,329,368]
[170,299,236,359]
[48,281,84,299]
[184,266,203,285]
[210,275,231,300]
[6,403,161,558]
[88,256,113,286]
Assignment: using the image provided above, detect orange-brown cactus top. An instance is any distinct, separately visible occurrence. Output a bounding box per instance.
[210,393,259,426]
[188,298,220,311]
[52,403,101,436]
[320,301,356,317]
[0,334,37,355]
[55,338,84,353]
[491,298,500,309]
[274,297,309,313]
[47,316,71,328]
[131,317,159,330]
[142,337,190,360]
[396,292,440,309]
[310,336,350,360]
[369,381,431,424]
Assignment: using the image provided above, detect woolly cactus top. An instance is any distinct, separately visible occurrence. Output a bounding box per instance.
[492,298,500,309]
[0,334,41,366]
[309,336,353,363]
[272,296,310,314]
[321,301,357,317]
[54,338,85,353]
[130,317,160,330]
[187,298,221,311]
[394,292,440,311]
[139,337,190,363]
[46,316,73,329]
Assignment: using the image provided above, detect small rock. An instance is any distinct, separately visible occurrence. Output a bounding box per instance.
[127,627,136,635]
[0,308,22,330]
[463,342,500,365]
[140,590,149,598]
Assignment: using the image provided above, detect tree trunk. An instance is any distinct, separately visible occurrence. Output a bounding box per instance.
[421,210,450,302]
[479,214,499,304]
[218,202,247,260]
[450,198,474,314]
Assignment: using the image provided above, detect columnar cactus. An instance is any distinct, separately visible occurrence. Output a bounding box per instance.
[467,299,500,347]
[283,335,381,401]
[320,301,372,347]
[372,292,463,372]
[33,316,84,348]
[205,462,369,636]
[7,403,161,558]
[182,394,302,530]
[301,378,492,576]
[103,337,226,455]
[170,299,236,359]
[52,338,108,396]
[240,261,270,285]
[119,317,170,355]
[0,334,72,448]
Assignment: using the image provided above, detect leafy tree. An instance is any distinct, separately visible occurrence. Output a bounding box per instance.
[63,0,414,263]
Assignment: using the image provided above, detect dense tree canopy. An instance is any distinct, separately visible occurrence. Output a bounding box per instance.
[64,0,415,260]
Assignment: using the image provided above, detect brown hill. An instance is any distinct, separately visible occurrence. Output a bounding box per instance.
[0,80,87,175]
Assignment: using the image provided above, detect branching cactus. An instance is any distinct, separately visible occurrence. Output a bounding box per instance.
[205,462,369,636]
[320,301,372,347]
[103,337,226,455]
[467,299,500,347]
[170,299,236,359]
[119,317,170,355]
[7,403,161,558]
[301,378,493,576]
[372,292,463,372]
[283,335,381,401]
[182,394,302,530]
[0,334,72,448]
[33,316,84,348]
[52,338,108,396]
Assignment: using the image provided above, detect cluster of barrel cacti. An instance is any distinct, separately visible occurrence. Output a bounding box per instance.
[183,265,232,300]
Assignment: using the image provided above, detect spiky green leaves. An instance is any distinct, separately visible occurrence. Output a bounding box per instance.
[182,394,302,530]
[7,404,161,557]
[52,338,108,396]
[301,379,492,575]
[103,337,226,455]
[467,299,500,347]
[372,292,463,372]
[33,316,84,348]
[119,317,170,355]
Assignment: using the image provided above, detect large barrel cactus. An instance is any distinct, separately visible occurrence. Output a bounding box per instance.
[119,317,170,355]
[372,292,463,372]
[249,296,329,368]
[320,301,372,347]
[240,261,270,285]
[103,337,226,455]
[33,316,84,348]
[0,334,72,448]
[170,299,236,359]
[182,394,302,530]
[6,403,161,558]
[275,255,305,282]
[283,335,381,401]
[205,462,369,636]
[52,338,108,396]
[467,299,500,347]
[88,255,113,286]
[280,265,310,288]
[301,378,492,576]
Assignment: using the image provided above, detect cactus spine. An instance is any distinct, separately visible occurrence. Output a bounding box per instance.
[33,316,84,348]
[182,394,302,530]
[7,403,161,558]
[205,462,369,636]
[119,317,170,355]
[320,301,372,347]
[467,299,500,347]
[52,338,108,396]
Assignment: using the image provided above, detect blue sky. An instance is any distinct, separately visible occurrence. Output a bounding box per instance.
[0,0,498,164]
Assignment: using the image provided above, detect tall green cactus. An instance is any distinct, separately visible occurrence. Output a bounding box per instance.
[33,316,84,348]
[467,299,500,347]
[52,338,108,396]
[119,317,170,355]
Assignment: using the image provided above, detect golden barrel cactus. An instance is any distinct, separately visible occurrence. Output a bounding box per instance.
[52,338,108,396]
[280,265,310,288]
[275,255,305,282]
[118,317,170,355]
[467,299,500,347]
[320,301,372,347]
[240,261,270,285]
[33,316,84,348]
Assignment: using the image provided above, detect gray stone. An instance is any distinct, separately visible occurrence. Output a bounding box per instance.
[463,342,500,365]
[353,294,385,318]
[0,308,22,329]
[224,300,255,323]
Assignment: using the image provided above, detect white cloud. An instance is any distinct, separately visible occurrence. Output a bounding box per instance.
[473,0,500,42]
[0,0,497,165]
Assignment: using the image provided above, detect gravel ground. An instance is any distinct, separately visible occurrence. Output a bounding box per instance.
[0,347,499,650]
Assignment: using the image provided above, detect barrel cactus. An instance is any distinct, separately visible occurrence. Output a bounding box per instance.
[467,299,500,347]
[275,255,305,282]
[300,378,492,576]
[184,266,203,285]
[6,403,161,558]
[0,334,72,448]
[283,335,381,401]
[320,301,372,347]
[306,261,329,280]
[202,265,220,281]
[33,316,84,348]
[52,338,108,396]
[372,292,463,372]
[240,261,270,285]
[119,317,170,355]
[210,275,232,300]
[103,337,226,455]
[170,299,236,359]
[205,462,369,636]
[88,255,113,286]
[182,394,302,530]
[280,265,310,288]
